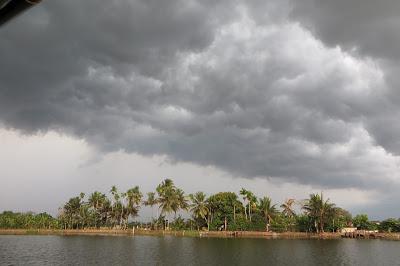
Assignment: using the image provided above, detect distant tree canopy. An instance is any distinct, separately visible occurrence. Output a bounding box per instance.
[352,214,377,231]
[0,211,59,229]
[1,179,398,233]
[379,218,400,233]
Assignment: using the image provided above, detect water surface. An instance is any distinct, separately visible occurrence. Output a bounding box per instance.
[0,235,399,265]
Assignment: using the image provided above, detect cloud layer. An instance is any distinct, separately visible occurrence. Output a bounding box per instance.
[1,0,400,193]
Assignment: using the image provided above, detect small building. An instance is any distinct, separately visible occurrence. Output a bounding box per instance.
[340,227,357,233]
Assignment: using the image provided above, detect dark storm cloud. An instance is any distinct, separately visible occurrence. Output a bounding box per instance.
[1,0,400,191]
[0,0,235,130]
[289,0,400,155]
[290,0,400,60]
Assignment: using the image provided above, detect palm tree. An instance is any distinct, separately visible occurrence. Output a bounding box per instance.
[109,186,121,227]
[157,179,176,229]
[126,186,142,207]
[144,192,158,222]
[281,199,296,218]
[302,193,334,233]
[259,196,278,231]
[240,188,257,221]
[63,196,81,229]
[79,192,85,229]
[281,198,296,231]
[125,186,142,228]
[189,192,209,230]
[156,179,187,229]
[247,192,257,222]
[88,191,106,228]
[240,188,249,220]
[101,197,111,227]
[327,207,352,232]
[175,188,189,214]
[110,186,117,224]
[118,192,128,228]
[157,179,174,192]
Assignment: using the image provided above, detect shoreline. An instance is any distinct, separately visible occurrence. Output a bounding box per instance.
[1,229,400,240]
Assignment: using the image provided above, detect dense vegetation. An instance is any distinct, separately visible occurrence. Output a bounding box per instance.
[0,211,59,229]
[1,179,400,233]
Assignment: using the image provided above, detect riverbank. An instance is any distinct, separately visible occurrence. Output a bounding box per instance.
[0,229,198,237]
[1,229,400,240]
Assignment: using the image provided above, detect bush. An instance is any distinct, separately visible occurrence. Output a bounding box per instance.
[352,214,377,230]
[170,216,188,230]
[379,218,400,233]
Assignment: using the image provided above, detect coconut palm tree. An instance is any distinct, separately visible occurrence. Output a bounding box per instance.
[281,198,296,231]
[259,196,278,231]
[240,188,249,220]
[157,179,177,229]
[302,193,334,233]
[281,199,296,218]
[110,186,117,221]
[144,192,158,222]
[88,191,106,228]
[79,192,85,229]
[175,188,189,214]
[156,179,188,229]
[247,191,257,222]
[246,190,257,222]
[125,186,142,228]
[240,188,258,221]
[109,186,122,227]
[157,179,174,193]
[126,186,142,207]
[63,196,82,229]
[189,192,209,230]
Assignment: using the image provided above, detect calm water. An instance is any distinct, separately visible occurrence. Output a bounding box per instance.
[0,235,399,266]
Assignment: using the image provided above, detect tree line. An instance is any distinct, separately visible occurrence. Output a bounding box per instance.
[1,179,400,233]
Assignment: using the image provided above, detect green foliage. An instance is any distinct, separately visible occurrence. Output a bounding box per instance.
[281,199,296,218]
[352,214,377,230]
[207,192,244,230]
[0,211,59,229]
[151,214,166,230]
[302,193,335,233]
[296,214,312,232]
[156,179,188,221]
[58,186,142,229]
[189,192,209,230]
[325,208,352,232]
[228,215,249,231]
[2,179,367,234]
[170,216,188,230]
[269,214,297,232]
[258,196,278,227]
[227,214,265,231]
[379,218,400,232]
[247,213,266,231]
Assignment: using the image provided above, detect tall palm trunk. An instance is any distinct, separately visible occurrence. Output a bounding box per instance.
[224,216,227,231]
[111,205,114,228]
[233,205,236,223]
[206,216,210,231]
[119,208,124,228]
[320,216,324,233]
[249,202,251,222]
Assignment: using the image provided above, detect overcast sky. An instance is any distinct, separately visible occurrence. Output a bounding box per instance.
[1,0,400,219]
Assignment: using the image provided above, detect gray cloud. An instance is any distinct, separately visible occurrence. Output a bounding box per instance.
[290,0,400,61]
[289,0,400,154]
[1,0,400,194]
